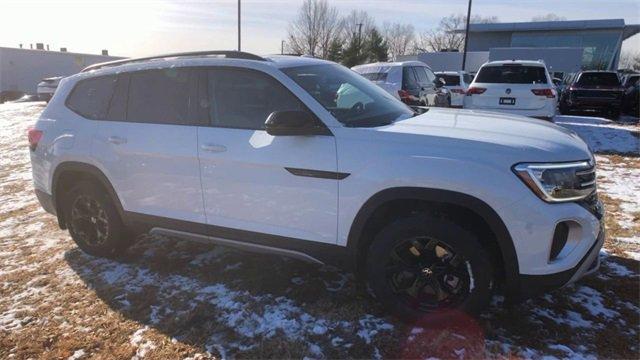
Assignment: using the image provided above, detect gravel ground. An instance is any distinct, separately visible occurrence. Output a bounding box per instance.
[0,102,638,359]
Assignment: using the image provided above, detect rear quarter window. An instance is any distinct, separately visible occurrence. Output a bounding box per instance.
[66,75,117,119]
[475,65,548,84]
[361,72,388,81]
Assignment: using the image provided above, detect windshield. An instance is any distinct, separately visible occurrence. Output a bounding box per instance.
[475,65,548,84]
[282,64,413,127]
[577,72,620,87]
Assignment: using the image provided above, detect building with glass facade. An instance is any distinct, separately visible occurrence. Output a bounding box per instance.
[465,19,640,71]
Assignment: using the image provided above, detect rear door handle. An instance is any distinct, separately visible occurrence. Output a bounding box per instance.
[201,143,227,153]
[107,136,127,145]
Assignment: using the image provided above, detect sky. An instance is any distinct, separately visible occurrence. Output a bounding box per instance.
[0,0,639,57]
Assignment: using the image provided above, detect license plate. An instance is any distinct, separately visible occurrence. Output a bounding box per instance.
[500,97,516,105]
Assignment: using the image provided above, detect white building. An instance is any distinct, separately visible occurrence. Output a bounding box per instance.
[0,46,124,99]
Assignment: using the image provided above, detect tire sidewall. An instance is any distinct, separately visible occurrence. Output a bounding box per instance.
[63,182,129,257]
[365,215,493,323]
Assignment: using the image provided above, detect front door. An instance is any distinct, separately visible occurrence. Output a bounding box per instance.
[196,68,339,244]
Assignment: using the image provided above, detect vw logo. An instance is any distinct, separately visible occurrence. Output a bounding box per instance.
[505,88,512,94]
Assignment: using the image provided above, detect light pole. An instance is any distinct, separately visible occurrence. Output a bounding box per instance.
[281,40,285,55]
[461,0,472,71]
[237,0,241,51]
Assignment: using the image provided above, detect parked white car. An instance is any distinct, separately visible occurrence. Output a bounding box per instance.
[352,61,449,107]
[435,71,474,107]
[463,60,557,120]
[30,51,602,321]
[37,76,63,102]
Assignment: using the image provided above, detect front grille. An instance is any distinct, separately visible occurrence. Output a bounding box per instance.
[576,166,596,190]
[578,192,603,219]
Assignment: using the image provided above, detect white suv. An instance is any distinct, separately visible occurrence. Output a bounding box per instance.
[29,51,603,320]
[464,60,557,120]
[434,71,474,108]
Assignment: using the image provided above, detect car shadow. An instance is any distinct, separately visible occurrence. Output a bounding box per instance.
[62,233,494,358]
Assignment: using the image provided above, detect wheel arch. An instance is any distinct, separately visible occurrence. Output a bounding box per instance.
[346,187,520,298]
[51,161,125,229]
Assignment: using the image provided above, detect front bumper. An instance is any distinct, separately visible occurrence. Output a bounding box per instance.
[518,226,604,298]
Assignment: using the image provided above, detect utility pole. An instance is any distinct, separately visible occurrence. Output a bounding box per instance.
[237,0,241,51]
[281,40,285,55]
[356,23,364,46]
[461,0,472,71]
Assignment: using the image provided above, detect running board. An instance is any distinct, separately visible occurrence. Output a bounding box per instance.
[149,227,325,265]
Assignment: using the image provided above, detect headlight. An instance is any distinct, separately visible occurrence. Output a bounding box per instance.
[513,161,596,202]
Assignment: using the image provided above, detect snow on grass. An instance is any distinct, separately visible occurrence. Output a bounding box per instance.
[554,115,639,155]
[130,326,157,359]
[572,286,620,320]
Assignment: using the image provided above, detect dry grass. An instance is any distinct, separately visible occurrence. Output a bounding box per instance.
[0,104,638,359]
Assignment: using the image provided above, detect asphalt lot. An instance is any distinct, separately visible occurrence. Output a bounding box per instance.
[0,102,638,359]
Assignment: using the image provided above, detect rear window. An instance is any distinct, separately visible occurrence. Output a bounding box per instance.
[475,65,548,84]
[577,73,621,87]
[361,72,388,81]
[438,74,460,86]
[66,75,117,120]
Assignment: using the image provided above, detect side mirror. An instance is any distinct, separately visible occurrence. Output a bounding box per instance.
[435,77,446,88]
[265,110,328,136]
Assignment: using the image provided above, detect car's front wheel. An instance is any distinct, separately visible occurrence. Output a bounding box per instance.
[63,181,132,257]
[366,214,493,322]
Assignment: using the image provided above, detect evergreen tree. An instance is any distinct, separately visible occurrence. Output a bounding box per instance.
[365,28,388,62]
[341,35,367,68]
[327,38,343,63]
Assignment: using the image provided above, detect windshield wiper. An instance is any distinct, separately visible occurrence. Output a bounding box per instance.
[343,118,394,128]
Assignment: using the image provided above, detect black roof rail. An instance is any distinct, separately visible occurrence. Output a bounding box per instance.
[81,50,266,72]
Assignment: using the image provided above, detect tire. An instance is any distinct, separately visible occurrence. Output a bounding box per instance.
[559,101,570,115]
[63,181,132,257]
[365,214,493,323]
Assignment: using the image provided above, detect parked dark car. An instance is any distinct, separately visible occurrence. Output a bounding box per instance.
[559,71,624,119]
[622,83,639,119]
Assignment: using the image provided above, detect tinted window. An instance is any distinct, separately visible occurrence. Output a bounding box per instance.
[106,74,129,121]
[66,75,117,119]
[402,67,418,88]
[413,67,429,83]
[438,74,460,86]
[361,72,388,81]
[475,65,548,84]
[576,72,621,86]
[205,68,305,130]
[283,64,413,127]
[424,68,436,83]
[464,74,474,84]
[127,69,193,125]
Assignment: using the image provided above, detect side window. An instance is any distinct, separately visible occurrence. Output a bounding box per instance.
[423,68,437,83]
[464,74,474,84]
[402,67,418,89]
[106,74,129,121]
[127,68,194,125]
[413,67,429,84]
[205,68,305,130]
[66,75,117,120]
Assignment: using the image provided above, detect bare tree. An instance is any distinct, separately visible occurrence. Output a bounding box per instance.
[342,10,376,45]
[620,50,640,71]
[414,14,498,53]
[531,13,567,22]
[383,22,415,60]
[286,0,343,58]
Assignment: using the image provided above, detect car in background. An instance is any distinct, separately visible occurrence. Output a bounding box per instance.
[622,83,639,119]
[463,60,557,120]
[352,61,449,107]
[622,73,639,89]
[559,71,624,120]
[37,76,63,102]
[435,71,474,107]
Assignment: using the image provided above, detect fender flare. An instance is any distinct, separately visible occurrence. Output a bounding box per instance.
[51,162,126,227]
[346,187,520,298]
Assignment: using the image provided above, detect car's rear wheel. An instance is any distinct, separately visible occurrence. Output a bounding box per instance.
[559,101,570,115]
[366,214,493,323]
[63,181,132,257]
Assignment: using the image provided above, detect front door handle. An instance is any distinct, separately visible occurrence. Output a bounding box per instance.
[201,143,227,153]
[107,136,127,145]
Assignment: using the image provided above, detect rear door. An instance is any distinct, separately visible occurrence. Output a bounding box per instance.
[196,67,338,244]
[401,66,421,105]
[471,64,550,110]
[91,68,206,224]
